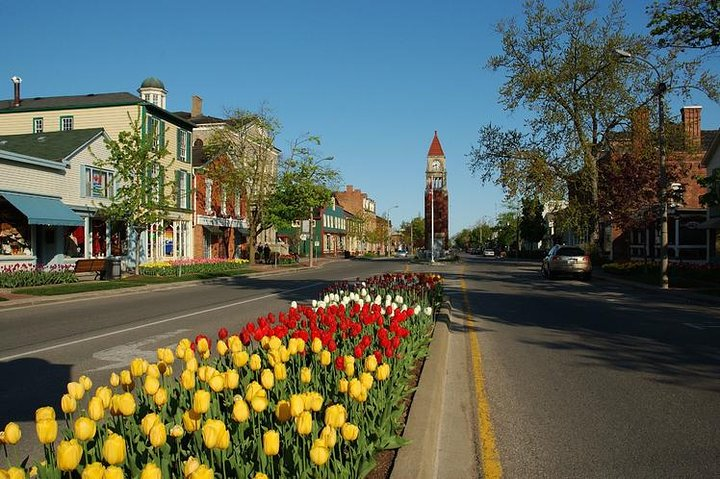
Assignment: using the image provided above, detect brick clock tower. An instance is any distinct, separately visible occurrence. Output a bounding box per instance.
[424,131,449,253]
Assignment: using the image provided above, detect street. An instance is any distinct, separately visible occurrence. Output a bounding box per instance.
[2,256,720,477]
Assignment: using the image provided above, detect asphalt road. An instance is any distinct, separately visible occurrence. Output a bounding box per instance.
[442,254,720,478]
[0,259,406,464]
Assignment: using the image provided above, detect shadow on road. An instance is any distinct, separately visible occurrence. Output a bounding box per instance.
[0,358,71,424]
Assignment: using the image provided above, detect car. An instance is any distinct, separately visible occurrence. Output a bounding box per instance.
[482,248,495,257]
[395,249,408,258]
[541,245,592,280]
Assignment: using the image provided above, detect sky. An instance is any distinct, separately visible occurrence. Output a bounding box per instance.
[3,0,719,236]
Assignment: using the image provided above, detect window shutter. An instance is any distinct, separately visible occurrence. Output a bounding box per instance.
[159,121,165,150]
[176,170,182,207]
[186,173,192,209]
[186,131,192,164]
[177,129,182,160]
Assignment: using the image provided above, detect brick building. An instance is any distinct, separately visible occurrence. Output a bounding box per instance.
[424,131,449,253]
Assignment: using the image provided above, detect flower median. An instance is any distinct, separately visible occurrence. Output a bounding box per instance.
[0,272,442,479]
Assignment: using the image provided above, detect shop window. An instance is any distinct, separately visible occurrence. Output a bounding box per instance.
[84,166,114,199]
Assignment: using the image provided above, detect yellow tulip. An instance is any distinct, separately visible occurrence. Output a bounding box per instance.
[245,381,264,402]
[185,356,198,372]
[159,362,172,377]
[143,376,160,396]
[157,347,174,365]
[102,433,126,465]
[227,335,243,353]
[57,439,83,471]
[73,417,96,441]
[6,467,25,479]
[36,418,58,444]
[119,370,133,389]
[249,354,262,371]
[149,423,166,448]
[67,381,85,401]
[295,338,306,354]
[216,339,228,356]
[338,378,349,394]
[192,390,211,414]
[260,369,274,390]
[308,391,323,412]
[375,363,391,381]
[2,423,20,445]
[180,369,195,390]
[344,362,355,377]
[80,462,104,479]
[300,367,312,384]
[267,336,282,351]
[295,411,312,436]
[201,419,226,449]
[175,338,190,359]
[359,372,374,390]
[87,397,105,422]
[311,337,322,353]
[274,400,291,422]
[141,413,159,436]
[250,396,268,413]
[183,457,200,477]
[153,387,168,407]
[146,363,161,379]
[309,441,330,466]
[35,406,55,422]
[262,430,280,456]
[130,357,147,377]
[319,350,331,366]
[224,370,239,390]
[169,425,184,438]
[109,372,120,387]
[140,463,162,479]
[320,425,337,448]
[111,393,136,417]
[208,373,225,393]
[364,355,378,372]
[60,394,77,414]
[324,404,346,428]
[341,422,359,441]
[103,466,124,479]
[232,399,249,423]
[253,473,268,479]
[78,375,93,392]
[274,363,287,381]
[349,379,364,399]
[196,337,210,354]
[189,465,213,479]
[182,410,202,433]
[94,386,112,408]
[197,366,210,382]
[289,394,304,417]
[232,351,249,368]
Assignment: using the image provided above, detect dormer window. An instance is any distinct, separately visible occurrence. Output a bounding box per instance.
[60,116,73,131]
[33,117,43,133]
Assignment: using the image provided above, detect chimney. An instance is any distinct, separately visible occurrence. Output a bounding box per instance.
[11,76,22,107]
[681,106,702,149]
[191,95,203,118]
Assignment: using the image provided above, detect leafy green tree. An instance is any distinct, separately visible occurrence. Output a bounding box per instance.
[648,0,720,49]
[400,216,424,252]
[203,107,280,265]
[519,197,546,248]
[94,116,172,274]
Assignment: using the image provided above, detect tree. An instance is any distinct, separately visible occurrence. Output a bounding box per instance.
[400,216,424,252]
[94,116,172,274]
[519,197,546,247]
[467,0,717,244]
[648,0,720,50]
[203,107,280,265]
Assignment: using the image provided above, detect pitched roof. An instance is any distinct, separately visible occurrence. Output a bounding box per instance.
[428,130,444,157]
[0,128,105,162]
[173,111,226,126]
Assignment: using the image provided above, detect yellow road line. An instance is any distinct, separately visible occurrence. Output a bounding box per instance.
[461,277,503,479]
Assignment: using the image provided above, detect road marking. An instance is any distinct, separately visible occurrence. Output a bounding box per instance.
[89,329,191,372]
[461,277,503,479]
[0,282,322,363]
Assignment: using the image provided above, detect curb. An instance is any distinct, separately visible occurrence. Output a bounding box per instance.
[391,300,451,479]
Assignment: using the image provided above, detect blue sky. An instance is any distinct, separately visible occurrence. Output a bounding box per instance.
[3,1,718,235]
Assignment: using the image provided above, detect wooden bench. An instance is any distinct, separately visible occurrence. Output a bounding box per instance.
[74,258,106,280]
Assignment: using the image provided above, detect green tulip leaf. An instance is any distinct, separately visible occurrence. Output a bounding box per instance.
[357,456,378,479]
[379,434,411,450]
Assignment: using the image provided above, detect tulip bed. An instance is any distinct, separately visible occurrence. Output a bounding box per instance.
[0,264,78,288]
[0,272,442,479]
[139,259,249,277]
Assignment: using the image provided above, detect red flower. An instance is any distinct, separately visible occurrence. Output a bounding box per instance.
[218,327,228,340]
[334,355,345,371]
[353,346,363,359]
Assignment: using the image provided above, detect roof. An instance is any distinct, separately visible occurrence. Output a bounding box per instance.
[0,128,105,162]
[173,111,226,126]
[703,130,720,166]
[140,77,166,90]
[428,131,444,157]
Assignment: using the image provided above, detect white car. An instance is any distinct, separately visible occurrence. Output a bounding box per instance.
[395,249,408,258]
[482,249,495,257]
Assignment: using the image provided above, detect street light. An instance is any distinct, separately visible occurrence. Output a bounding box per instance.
[384,205,398,255]
[615,48,669,289]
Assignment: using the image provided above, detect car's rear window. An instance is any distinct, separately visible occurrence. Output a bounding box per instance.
[557,247,585,256]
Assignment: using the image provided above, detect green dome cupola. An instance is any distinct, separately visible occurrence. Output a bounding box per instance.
[138,77,167,109]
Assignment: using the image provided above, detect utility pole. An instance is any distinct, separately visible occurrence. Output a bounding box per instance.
[308,207,314,268]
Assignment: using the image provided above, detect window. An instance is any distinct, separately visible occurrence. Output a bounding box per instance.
[221,187,228,216]
[83,166,114,199]
[150,165,163,203]
[60,116,74,131]
[147,116,164,151]
[178,130,189,163]
[176,170,191,209]
[33,118,43,133]
[205,179,213,214]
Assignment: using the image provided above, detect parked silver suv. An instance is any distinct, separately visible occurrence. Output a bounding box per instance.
[541,245,592,280]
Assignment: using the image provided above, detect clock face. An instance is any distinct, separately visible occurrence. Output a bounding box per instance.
[431,160,440,170]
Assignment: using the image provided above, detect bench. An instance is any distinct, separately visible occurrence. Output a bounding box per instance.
[74,258,106,280]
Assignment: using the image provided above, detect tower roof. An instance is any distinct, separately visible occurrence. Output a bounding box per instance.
[428,130,444,156]
[140,77,166,90]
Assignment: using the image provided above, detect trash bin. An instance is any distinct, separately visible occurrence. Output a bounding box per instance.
[105,257,122,280]
[344,250,352,259]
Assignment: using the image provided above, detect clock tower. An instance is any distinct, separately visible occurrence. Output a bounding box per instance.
[424,131,449,254]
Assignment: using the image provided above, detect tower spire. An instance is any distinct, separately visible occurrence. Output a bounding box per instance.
[428,130,445,156]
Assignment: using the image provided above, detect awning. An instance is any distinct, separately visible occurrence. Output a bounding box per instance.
[696,217,720,229]
[0,192,83,226]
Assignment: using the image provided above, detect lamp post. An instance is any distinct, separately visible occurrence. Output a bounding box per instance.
[615,48,669,289]
[384,205,398,256]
